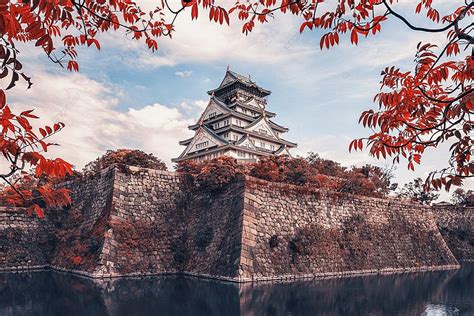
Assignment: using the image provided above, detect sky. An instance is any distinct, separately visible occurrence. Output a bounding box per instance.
[7,0,473,200]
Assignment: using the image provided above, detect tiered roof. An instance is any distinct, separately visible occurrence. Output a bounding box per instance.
[173,68,296,163]
[207,70,271,97]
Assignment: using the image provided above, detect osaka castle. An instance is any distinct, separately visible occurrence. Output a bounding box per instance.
[172,68,297,163]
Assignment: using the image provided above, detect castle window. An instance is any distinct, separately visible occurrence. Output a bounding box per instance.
[236,119,242,126]
[214,122,220,129]
[209,112,216,119]
[270,145,275,151]
[260,142,265,149]
[223,132,229,138]
[237,151,246,158]
[196,141,209,149]
[233,135,240,141]
[259,129,267,135]
[223,119,230,126]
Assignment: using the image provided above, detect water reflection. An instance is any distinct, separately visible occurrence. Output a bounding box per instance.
[1,264,473,316]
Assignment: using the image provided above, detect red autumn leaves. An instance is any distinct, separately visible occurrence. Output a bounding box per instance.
[177,155,395,198]
[351,42,473,190]
[1,0,472,221]
[230,0,472,190]
[0,90,72,218]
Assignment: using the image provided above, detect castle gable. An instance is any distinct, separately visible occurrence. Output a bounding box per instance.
[244,97,263,110]
[275,146,291,156]
[235,135,257,150]
[245,116,279,140]
[197,98,230,125]
[179,127,226,157]
[219,71,237,88]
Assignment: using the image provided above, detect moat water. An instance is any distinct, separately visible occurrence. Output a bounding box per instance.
[1,263,473,316]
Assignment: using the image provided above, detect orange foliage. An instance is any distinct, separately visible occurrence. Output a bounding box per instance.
[83,149,167,175]
[1,90,72,217]
[177,154,395,198]
[177,156,244,191]
[249,155,394,197]
[231,0,473,189]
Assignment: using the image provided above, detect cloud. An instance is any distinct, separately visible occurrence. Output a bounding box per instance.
[95,10,311,70]
[174,70,193,77]
[8,69,195,170]
[94,0,455,79]
[179,99,208,114]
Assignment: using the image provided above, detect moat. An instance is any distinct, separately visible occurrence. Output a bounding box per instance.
[1,263,473,316]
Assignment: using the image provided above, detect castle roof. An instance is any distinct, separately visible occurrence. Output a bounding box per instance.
[268,120,289,132]
[187,96,277,131]
[229,99,276,117]
[207,69,271,96]
[172,143,275,162]
[212,125,297,148]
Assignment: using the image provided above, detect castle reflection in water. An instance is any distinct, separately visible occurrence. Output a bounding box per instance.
[1,263,473,316]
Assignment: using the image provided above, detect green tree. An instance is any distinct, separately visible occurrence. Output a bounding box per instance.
[397,178,440,205]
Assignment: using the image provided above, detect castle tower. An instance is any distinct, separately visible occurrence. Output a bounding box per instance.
[172,68,297,163]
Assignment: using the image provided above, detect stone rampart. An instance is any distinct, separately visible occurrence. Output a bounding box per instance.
[0,166,469,282]
[49,166,116,274]
[0,207,53,271]
[0,166,116,274]
[97,166,243,279]
[239,177,459,281]
[432,205,474,261]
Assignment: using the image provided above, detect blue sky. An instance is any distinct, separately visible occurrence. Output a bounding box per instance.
[8,0,472,199]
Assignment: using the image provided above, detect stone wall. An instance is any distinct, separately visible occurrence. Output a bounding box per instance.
[97,166,244,279]
[239,177,459,281]
[0,166,470,282]
[432,205,474,261]
[0,167,116,274]
[49,166,116,274]
[0,207,53,271]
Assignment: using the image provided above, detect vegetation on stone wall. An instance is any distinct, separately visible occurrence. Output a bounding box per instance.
[83,149,167,176]
[50,206,109,272]
[451,189,474,206]
[397,178,440,205]
[261,210,453,275]
[269,235,279,249]
[439,226,474,260]
[194,226,214,250]
[110,219,166,274]
[176,157,245,191]
[176,153,396,198]
[170,233,189,267]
